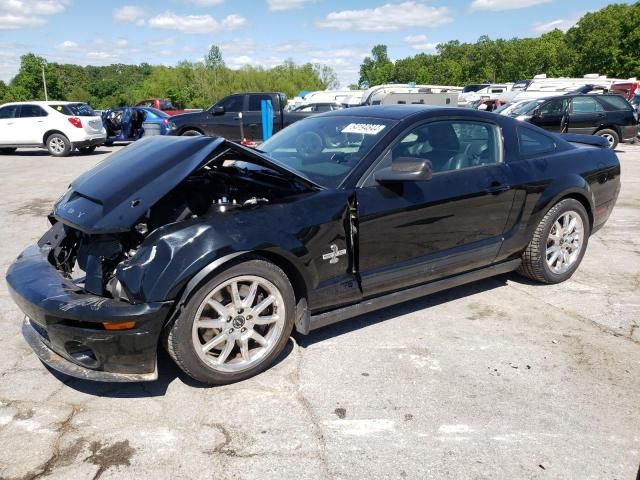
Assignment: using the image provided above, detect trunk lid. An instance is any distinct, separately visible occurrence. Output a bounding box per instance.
[54,136,319,233]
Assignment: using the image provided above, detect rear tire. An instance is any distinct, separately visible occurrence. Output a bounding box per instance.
[166,259,295,385]
[46,134,71,157]
[518,199,590,284]
[181,129,202,136]
[596,129,619,150]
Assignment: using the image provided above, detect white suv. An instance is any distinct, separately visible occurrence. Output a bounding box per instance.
[0,101,106,157]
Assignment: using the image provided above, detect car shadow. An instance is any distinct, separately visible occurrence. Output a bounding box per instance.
[297,275,508,348]
[47,274,513,398]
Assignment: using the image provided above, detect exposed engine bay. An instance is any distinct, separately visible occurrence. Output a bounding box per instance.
[43,145,311,301]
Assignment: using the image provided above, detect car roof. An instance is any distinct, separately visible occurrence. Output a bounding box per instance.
[315,105,501,121]
[1,101,85,106]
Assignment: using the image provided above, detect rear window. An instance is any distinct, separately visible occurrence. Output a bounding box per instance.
[50,103,96,116]
[597,95,633,111]
[159,100,175,110]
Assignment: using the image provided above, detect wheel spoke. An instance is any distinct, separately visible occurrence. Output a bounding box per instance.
[202,333,227,353]
[546,245,560,257]
[239,338,250,362]
[548,250,561,267]
[565,216,577,234]
[197,317,227,330]
[253,315,279,326]
[207,299,230,319]
[230,282,242,309]
[217,338,235,364]
[554,220,563,237]
[253,295,274,315]
[249,330,268,347]
[243,282,258,309]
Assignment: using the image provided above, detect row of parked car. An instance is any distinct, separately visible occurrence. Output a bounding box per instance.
[0,88,638,156]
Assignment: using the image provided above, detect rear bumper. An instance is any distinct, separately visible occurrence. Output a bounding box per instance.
[72,136,106,148]
[621,125,639,142]
[6,245,173,381]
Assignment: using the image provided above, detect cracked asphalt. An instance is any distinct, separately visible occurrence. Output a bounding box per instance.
[0,143,639,480]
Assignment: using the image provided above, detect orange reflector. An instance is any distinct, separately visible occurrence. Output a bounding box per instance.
[102,321,136,331]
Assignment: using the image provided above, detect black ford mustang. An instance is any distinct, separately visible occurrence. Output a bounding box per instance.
[6,106,621,385]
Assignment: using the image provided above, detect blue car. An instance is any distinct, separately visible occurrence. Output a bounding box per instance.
[102,106,170,144]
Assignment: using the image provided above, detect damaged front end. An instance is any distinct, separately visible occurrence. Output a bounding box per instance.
[6,136,319,381]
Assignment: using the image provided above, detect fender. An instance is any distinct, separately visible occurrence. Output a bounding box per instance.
[116,189,352,304]
[525,174,595,239]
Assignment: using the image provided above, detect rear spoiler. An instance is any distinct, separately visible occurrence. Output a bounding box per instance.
[556,133,609,148]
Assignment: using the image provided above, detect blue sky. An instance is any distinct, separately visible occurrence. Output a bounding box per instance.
[0,0,629,86]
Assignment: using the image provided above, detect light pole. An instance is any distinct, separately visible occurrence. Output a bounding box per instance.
[41,61,48,101]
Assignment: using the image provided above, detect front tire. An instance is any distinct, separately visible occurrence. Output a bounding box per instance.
[596,128,619,150]
[46,133,71,157]
[166,259,295,385]
[518,199,590,284]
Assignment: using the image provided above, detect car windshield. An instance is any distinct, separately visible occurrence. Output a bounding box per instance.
[511,99,545,116]
[159,100,175,110]
[259,115,397,188]
[50,103,97,116]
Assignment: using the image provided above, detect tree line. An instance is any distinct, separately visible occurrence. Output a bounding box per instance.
[0,45,339,109]
[358,2,640,87]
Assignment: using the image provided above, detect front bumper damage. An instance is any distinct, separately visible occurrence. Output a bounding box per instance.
[6,245,173,382]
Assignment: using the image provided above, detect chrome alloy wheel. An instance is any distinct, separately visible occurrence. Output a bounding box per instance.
[49,137,66,154]
[600,133,615,148]
[191,275,286,373]
[546,211,584,274]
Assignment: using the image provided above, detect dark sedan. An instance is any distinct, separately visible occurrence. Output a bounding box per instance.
[6,106,621,385]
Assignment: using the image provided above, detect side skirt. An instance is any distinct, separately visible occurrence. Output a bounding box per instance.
[304,259,521,333]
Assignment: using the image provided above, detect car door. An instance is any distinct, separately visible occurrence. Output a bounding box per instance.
[13,104,49,144]
[566,96,605,134]
[530,97,569,132]
[244,94,274,141]
[208,94,245,139]
[356,119,515,297]
[0,105,21,144]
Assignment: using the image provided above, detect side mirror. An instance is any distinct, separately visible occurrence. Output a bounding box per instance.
[212,106,225,115]
[375,157,433,183]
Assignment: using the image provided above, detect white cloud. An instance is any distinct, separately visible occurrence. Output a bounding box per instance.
[146,38,176,47]
[470,0,551,12]
[148,11,246,34]
[404,34,438,51]
[267,0,311,11]
[115,39,129,48]
[531,15,581,34]
[317,1,451,32]
[219,39,256,56]
[56,40,79,50]
[183,0,224,5]
[0,0,67,29]
[113,5,147,24]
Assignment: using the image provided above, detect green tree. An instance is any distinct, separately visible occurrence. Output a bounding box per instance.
[359,45,394,87]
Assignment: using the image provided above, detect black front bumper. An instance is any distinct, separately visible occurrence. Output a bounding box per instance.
[6,245,174,382]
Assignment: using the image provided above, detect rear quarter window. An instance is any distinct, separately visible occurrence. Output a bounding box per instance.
[597,95,633,111]
[517,126,557,156]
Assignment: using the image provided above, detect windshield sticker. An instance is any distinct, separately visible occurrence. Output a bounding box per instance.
[341,123,386,135]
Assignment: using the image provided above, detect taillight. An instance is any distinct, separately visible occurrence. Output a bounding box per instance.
[162,118,168,125]
[68,117,82,128]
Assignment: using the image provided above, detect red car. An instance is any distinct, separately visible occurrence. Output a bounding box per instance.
[134,98,195,116]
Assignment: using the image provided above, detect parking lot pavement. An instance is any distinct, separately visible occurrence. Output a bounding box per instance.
[0,143,638,480]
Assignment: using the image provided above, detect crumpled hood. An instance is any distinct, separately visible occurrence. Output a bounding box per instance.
[54,136,318,234]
